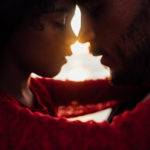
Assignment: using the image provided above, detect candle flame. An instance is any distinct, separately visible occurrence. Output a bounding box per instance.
[32,5,111,122]
[71,41,90,55]
[55,5,110,81]
[71,5,81,37]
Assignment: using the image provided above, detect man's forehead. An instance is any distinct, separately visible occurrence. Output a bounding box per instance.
[54,0,75,11]
[77,0,100,4]
[55,0,75,7]
[77,0,102,6]
[76,0,105,10]
[55,0,75,5]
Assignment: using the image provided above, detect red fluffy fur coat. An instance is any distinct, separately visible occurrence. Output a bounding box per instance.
[0,77,150,150]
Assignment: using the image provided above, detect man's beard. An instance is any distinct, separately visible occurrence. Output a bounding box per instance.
[111,1,150,86]
[111,36,150,86]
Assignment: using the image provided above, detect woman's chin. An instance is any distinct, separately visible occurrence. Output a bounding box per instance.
[44,69,61,78]
[32,68,60,78]
[31,61,65,78]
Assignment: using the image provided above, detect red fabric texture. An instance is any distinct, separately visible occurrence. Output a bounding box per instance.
[0,77,150,149]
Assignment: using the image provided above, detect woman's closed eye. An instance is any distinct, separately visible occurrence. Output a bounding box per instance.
[51,7,75,30]
[52,14,67,29]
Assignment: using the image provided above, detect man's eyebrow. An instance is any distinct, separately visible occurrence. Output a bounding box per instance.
[55,7,69,12]
[79,1,106,13]
[79,0,106,7]
[54,4,75,13]
[78,0,99,5]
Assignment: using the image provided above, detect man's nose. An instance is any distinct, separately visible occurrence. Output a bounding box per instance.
[78,27,95,43]
[78,15,95,43]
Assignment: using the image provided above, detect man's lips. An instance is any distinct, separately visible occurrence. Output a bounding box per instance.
[90,42,113,67]
[92,48,111,67]
[90,44,107,56]
[100,54,111,67]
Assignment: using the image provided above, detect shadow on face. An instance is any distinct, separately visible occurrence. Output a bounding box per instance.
[0,0,76,77]
[77,0,150,85]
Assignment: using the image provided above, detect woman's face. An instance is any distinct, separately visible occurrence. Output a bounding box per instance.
[7,0,76,77]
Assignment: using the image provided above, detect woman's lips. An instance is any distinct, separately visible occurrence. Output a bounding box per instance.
[63,57,67,64]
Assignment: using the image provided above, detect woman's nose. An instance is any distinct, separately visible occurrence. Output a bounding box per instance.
[65,25,77,56]
[67,24,77,45]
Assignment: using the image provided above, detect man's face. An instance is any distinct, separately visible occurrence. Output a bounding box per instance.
[78,0,150,85]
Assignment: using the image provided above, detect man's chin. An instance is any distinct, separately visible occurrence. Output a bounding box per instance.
[111,70,143,86]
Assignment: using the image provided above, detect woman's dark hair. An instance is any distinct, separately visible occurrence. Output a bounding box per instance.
[0,0,55,48]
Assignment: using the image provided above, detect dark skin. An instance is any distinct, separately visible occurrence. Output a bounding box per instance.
[78,0,150,85]
[77,0,150,120]
[1,0,149,110]
[0,0,76,107]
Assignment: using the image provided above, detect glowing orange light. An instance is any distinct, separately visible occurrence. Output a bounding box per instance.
[71,41,90,55]
[32,6,112,122]
[71,5,81,37]
[55,6,110,81]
